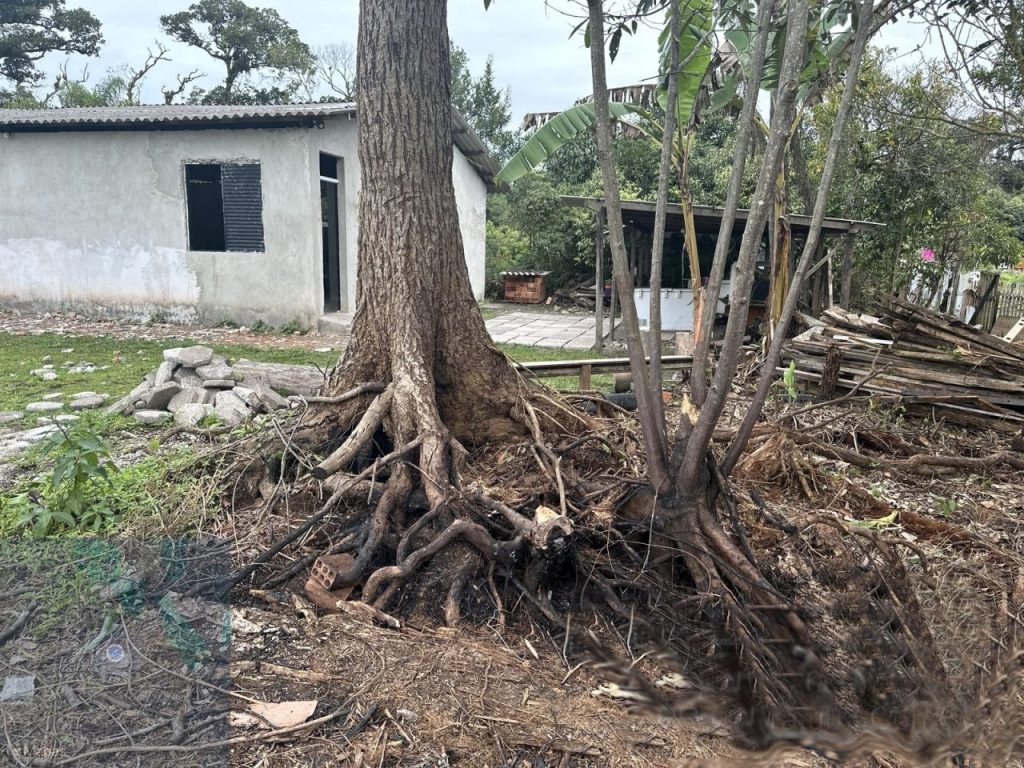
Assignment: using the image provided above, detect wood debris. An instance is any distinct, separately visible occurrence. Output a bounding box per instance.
[783,297,1024,432]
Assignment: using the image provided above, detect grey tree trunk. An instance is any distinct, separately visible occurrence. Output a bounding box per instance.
[587,0,671,492]
[647,0,681,445]
[723,0,877,475]
[678,0,811,493]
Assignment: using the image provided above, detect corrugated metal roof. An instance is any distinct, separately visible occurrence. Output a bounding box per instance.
[0,102,500,190]
[561,196,884,235]
[0,102,356,127]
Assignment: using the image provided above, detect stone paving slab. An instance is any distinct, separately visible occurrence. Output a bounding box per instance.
[486,311,610,350]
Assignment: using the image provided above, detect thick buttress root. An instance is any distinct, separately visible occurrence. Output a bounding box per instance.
[232,375,944,736]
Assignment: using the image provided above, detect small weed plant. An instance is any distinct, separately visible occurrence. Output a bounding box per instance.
[278,319,309,335]
[4,424,119,535]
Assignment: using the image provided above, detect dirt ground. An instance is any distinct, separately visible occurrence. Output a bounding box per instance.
[1,312,1022,766]
[2,389,1022,766]
[0,309,348,350]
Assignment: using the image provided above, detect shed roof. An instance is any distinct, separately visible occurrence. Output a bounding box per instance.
[0,102,500,190]
[561,196,884,236]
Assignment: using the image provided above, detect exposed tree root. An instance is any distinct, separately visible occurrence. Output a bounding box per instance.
[206,374,986,743]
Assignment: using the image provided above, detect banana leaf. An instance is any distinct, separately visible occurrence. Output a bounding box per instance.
[657,0,715,130]
[496,102,644,185]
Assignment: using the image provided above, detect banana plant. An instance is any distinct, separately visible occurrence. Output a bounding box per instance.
[497,0,716,307]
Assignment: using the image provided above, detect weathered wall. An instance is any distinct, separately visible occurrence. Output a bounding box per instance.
[310,117,488,313]
[0,116,488,325]
[0,126,320,326]
[452,147,487,300]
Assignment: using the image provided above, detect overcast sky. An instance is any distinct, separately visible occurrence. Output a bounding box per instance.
[47,0,939,124]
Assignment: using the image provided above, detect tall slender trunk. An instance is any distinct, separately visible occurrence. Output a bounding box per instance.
[587,0,671,491]
[839,232,855,308]
[690,0,775,407]
[723,0,876,475]
[679,132,704,343]
[647,0,680,442]
[677,0,811,493]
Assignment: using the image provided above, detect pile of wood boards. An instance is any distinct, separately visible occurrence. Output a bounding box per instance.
[783,297,1024,432]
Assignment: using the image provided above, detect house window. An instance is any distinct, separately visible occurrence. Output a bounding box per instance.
[185,162,265,252]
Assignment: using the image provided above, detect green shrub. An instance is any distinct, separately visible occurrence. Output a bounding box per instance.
[4,424,118,535]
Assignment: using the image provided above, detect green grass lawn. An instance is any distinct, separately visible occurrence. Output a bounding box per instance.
[0,333,339,425]
[0,331,612,537]
[0,332,610,428]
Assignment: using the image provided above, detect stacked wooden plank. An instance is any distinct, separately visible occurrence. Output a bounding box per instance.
[782,297,1024,432]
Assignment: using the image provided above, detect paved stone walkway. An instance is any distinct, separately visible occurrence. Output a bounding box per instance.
[486,311,610,350]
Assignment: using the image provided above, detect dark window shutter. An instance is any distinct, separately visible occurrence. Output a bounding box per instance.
[221,163,265,252]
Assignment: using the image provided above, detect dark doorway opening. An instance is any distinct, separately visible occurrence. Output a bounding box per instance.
[320,153,342,312]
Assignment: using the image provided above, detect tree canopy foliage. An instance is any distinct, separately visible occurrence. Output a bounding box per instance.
[159,0,312,104]
[0,0,102,90]
[450,43,517,161]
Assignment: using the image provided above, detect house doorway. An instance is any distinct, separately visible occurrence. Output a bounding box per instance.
[320,153,342,312]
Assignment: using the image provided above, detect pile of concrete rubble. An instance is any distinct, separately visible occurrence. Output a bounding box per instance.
[107,345,299,428]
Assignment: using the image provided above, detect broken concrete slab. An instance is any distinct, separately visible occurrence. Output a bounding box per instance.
[250,377,289,411]
[36,414,79,426]
[139,383,182,411]
[42,393,64,401]
[163,346,214,368]
[133,410,172,425]
[70,394,107,410]
[173,403,214,427]
[195,362,234,381]
[0,412,24,424]
[25,401,63,413]
[213,391,249,426]
[172,367,204,388]
[232,386,261,411]
[106,380,153,416]
[201,379,236,389]
[30,369,58,381]
[167,387,214,413]
[153,360,177,386]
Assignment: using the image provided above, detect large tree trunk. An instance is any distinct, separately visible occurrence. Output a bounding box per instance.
[311,0,526,596]
[332,0,521,453]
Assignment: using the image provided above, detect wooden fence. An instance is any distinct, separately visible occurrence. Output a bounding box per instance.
[998,282,1024,319]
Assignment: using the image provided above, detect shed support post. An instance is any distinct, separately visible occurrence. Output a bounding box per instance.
[839,233,855,309]
[579,363,593,390]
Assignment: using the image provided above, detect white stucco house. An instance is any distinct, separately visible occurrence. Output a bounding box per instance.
[0,103,497,327]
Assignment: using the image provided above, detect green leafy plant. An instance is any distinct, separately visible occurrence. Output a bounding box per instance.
[277,319,309,335]
[783,360,799,402]
[249,320,272,334]
[6,424,119,535]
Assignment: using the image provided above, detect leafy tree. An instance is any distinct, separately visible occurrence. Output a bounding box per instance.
[807,51,1024,307]
[924,0,1024,143]
[0,0,102,88]
[160,0,312,104]
[450,43,517,161]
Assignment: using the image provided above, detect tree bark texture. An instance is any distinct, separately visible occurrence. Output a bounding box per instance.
[333,0,521,451]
